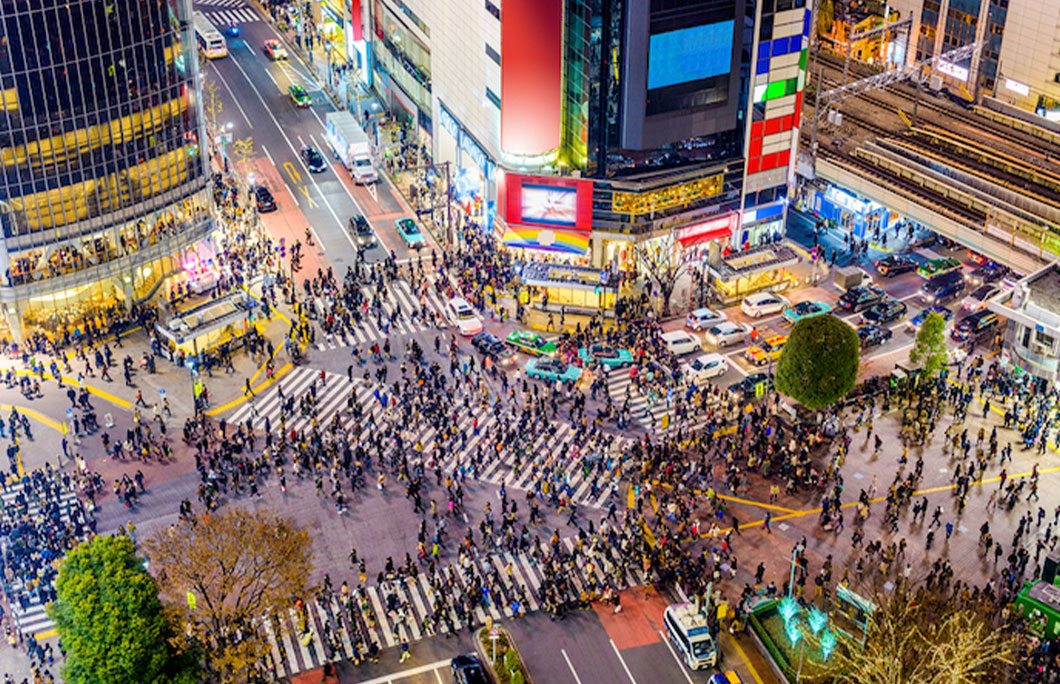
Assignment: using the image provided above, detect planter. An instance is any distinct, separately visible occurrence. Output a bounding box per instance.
[474,626,533,684]
[748,600,835,684]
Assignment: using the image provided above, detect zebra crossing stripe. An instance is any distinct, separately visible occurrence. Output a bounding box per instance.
[262,617,287,678]
[365,586,394,647]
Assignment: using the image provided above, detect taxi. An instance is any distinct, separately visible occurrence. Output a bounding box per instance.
[744,335,787,366]
[505,330,556,356]
[578,344,633,368]
[288,84,311,108]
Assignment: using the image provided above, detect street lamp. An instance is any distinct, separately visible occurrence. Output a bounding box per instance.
[220,121,234,173]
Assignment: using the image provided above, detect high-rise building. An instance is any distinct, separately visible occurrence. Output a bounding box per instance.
[355,0,810,295]
[0,0,213,342]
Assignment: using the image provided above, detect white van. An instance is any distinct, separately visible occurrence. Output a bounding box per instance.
[446,297,483,336]
[661,330,701,356]
[664,603,719,670]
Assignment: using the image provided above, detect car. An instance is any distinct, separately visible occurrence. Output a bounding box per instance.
[729,372,772,400]
[682,353,728,382]
[505,331,556,356]
[917,257,962,279]
[348,215,375,249]
[288,84,311,108]
[525,357,582,384]
[745,335,787,366]
[299,145,327,173]
[862,299,908,325]
[966,263,1006,286]
[740,292,790,318]
[263,39,288,60]
[936,235,958,249]
[685,307,726,331]
[921,271,966,303]
[703,321,751,348]
[451,654,490,684]
[710,672,745,684]
[471,332,515,364]
[951,310,999,342]
[251,185,276,212]
[857,323,893,347]
[661,330,701,356]
[962,284,999,312]
[968,250,989,265]
[781,300,831,324]
[396,217,426,249]
[446,297,483,336]
[875,255,917,277]
[836,286,885,313]
[578,344,633,368]
[908,305,954,332]
[227,21,239,37]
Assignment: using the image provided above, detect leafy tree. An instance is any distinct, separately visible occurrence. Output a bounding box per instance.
[145,508,314,682]
[826,584,1015,684]
[775,314,860,409]
[909,311,948,377]
[49,535,198,684]
[635,233,688,317]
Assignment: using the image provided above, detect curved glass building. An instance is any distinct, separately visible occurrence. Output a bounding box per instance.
[0,0,212,341]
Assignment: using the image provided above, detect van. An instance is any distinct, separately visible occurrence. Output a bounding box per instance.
[662,330,701,356]
[664,603,719,670]
[921,271,965,303]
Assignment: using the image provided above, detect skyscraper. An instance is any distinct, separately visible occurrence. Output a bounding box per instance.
[0,0,213,342]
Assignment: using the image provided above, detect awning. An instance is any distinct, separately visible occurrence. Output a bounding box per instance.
[676,213,737,247]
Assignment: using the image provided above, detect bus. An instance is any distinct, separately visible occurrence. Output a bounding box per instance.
[664,603,719,670]
[193,11,228,59]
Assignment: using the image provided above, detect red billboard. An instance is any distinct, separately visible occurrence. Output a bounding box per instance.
[500,0,563,156]
[676,213,738,246]
[501,173,593,231]
[349,0,362,41]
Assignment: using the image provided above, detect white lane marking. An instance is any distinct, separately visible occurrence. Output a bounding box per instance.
[610,639,639,684]
[224,47,359,253]
[656,630,696,684]
[206,63,253,127]
[261,144,275,166]
[244,41,256,56]
[562,649,584,684]
[347,659,453,684]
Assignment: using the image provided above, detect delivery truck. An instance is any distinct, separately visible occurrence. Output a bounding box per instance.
[325,111,377,185]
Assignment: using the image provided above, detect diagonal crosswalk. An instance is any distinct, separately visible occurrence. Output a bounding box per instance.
[603,366,676,431]
[314,279,450,352]
[260,543,648,678]
[204,8,259,25]
[196,0,247,7]
[227,368,631,508]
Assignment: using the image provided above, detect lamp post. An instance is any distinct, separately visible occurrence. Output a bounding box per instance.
[220,121,234,174]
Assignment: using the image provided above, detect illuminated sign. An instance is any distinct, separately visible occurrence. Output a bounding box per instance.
[648,21,734,90]
[438,102,459,139]
[676,213,737,246]
[521,185,577,226]
[1005,79,1030,96]
[937,60,969,81]
[501,173,593,232]
[612,175,723,215]
[500,0,563,155]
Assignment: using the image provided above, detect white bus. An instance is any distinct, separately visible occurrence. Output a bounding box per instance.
[663,603,719,670]
[193,11,228,59]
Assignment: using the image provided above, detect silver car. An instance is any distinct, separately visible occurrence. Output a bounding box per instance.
[703,321,751,347]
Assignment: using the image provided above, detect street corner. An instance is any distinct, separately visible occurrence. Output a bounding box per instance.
[592,585,668,650]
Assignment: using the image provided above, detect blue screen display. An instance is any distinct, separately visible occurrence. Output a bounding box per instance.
[647,21,734,91]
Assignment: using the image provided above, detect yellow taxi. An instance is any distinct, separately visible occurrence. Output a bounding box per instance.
[744,334,787,366]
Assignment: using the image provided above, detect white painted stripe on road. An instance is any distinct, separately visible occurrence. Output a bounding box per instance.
[348,659,452,684]
[610,639,639,684]
[261,144,275,166]
[656,630,696,684]
[244,41,256,56]
[206,62,253,127]
[563,649,585,684]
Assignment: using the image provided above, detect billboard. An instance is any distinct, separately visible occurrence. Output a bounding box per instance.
[502,174,593,230]
[648,21,734,91]
[501,0,563,156]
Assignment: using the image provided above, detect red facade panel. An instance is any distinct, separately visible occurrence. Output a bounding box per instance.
[751,121,765,139]
[501,0,563,156]
[349,0,362,41]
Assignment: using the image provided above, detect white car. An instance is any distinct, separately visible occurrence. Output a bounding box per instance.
[961,285,999,312]
[741,292,790,318]
[446,297,483,336]
[661,330,701,356]
[684,307,727,331]
[703,321,752,347]
[683,353,728,382]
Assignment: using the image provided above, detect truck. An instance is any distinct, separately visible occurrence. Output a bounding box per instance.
[325,111,377,185]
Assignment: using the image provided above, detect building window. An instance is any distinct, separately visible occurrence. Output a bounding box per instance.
[485,43,500,66]
[486,87,501,108]
[485,0,500,20]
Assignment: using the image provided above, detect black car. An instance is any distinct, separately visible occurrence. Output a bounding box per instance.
[300,145,327,173]
[875,255,917,277]
[729,372,773,401]
[837,286,885,313]
[857,323,893,348]
[471,332,515,364]
[348,215,375,249]
[951,310,999,342]
[452,654,489,684]
[966,263,1006,286]
[251,185,276,212]
[862,299,907,324]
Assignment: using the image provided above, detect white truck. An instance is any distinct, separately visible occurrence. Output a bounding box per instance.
[325,111,377,185]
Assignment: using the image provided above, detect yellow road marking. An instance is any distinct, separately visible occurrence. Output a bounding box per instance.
[297,184,318,207]
[627,483,636,509]
[33,628,57,640]
[1,405,64,434]
[729,638,767,684]
[205,362,294,416]
[284,161,301,184]
[12,369,133,408]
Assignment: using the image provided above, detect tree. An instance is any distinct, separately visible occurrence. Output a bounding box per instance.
[48,535,198,684]
[231,137,255,175]
[827,585,1015,684]
[909,311,948,377]
[775,314,860,409]
[635,233,688,317]
[144,509,314,682]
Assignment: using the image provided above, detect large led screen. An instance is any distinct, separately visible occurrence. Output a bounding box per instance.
[647,21,734,91]
[520,184,578,227]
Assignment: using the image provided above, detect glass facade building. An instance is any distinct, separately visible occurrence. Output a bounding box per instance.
[0,0,212,341]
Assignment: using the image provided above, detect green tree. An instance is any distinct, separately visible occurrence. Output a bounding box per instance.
[909,311,948,377]
[49,535,199,684]
[775,314,860,409]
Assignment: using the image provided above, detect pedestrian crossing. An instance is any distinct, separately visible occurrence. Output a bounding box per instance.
[228,367,632,508]
[204,8,259,26]
[313,279,450,352]
[603,366,675,431]
[259,541,649,678]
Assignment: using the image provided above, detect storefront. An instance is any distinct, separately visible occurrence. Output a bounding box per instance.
[813,184,890,240]
[315,0,347,65]
[706,243,800,303]
[436,101,493,228]
[155,291,254,361]
[737,201,786,248]
[519,261,619,312]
